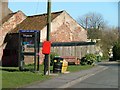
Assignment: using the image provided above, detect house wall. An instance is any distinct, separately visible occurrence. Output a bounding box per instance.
[41,11,87,42]
[0,11,26,61]
[40,11,65,42]
[60,11,87,41]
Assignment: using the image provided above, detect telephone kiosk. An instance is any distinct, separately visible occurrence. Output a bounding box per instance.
[19,30,40,72]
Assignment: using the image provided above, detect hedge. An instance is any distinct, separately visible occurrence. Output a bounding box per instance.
[112,42,120,60]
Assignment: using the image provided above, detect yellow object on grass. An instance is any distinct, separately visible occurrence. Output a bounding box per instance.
[61,59,68,73]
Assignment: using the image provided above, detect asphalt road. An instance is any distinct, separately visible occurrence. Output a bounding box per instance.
[69,62,119,88]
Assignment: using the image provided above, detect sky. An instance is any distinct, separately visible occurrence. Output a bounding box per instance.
[8,1,118,27]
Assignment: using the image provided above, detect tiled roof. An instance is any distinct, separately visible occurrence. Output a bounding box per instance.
[10,11,64,33]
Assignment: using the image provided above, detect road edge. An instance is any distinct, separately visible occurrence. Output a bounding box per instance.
[58,66,108,88]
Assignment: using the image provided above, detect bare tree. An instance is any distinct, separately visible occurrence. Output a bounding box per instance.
[77,12,106,30]
[100,27,119,58]
[118,27,120,42]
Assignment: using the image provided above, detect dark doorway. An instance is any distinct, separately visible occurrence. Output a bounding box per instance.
[1,33,19,67]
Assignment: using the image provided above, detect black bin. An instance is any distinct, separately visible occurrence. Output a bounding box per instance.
[53,57,63,73]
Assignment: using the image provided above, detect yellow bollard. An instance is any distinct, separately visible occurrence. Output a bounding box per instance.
[61,59,68,73]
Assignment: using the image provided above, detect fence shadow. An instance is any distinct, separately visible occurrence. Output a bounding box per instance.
[0,68,19,72]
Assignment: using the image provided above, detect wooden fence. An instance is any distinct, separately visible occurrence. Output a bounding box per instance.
[50,42,96,59]
[26,41,96,64]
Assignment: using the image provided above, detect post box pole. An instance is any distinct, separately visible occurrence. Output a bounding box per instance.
[44,0,51,75]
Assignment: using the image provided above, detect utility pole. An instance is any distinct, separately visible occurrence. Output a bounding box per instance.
[86,16,91,30]
[118,2,120,43]
[118,27,120,43]
[86,16,92,30]
[86,17,88,30]
[44,0,51,75]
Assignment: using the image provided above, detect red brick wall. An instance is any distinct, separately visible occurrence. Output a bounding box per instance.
[50,23,87,42]
[50,23,71,42]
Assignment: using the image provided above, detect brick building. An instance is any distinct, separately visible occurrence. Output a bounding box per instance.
[0,2,87,66]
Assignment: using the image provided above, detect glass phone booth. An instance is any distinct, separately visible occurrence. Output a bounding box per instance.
[19,30,40,72]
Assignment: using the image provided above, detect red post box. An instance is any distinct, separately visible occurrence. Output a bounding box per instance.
[42,41,51,54]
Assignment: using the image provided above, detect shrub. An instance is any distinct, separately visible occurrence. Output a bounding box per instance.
[81,54,97,65]
[80,57,88,65]
[85,54,97,65]
[113,42,120,60]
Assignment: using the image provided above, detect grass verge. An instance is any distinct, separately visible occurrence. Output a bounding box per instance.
[67,65,95,72]
[1,64,95,88]
[1,65,50,88]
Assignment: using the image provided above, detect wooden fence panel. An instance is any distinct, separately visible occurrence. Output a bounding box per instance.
[50,45,96,59]
[39,42,96,64]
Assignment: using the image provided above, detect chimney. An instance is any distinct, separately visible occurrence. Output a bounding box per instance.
[0,0,12,20]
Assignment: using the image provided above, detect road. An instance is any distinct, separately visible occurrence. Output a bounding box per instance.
[69,62,119,88]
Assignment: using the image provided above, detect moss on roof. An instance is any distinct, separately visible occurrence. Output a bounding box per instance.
[1,12,16,24]
[10,11,64,33]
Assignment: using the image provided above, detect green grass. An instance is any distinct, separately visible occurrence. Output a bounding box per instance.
[1,65,50,88]
[1,64,95,88]
[2,71,49,88]
[67,65,95,72]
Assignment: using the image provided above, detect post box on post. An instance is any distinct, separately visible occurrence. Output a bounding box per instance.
[42,41,51,75]
[42,41,51,55]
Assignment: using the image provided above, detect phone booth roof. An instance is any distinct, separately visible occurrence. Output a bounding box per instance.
[19,30,40,33]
